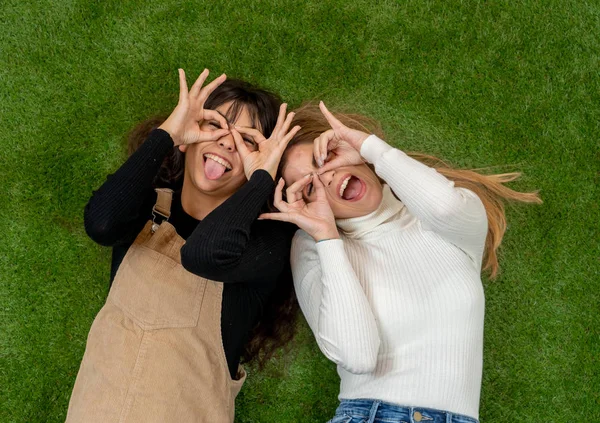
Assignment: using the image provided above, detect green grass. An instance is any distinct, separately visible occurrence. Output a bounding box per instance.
[1,0,598,421]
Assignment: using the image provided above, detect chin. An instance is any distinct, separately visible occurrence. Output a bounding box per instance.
[188,169,244,195]
[332,179,383,220]
[198,177,244,195]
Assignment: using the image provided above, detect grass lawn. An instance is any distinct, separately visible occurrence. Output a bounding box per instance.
[1,0,598,421]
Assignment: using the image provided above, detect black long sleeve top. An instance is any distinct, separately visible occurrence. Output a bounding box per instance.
[83,129,296,378]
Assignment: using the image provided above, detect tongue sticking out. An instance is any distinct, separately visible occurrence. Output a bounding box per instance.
[342,176,362,200]
[204,158,227,180]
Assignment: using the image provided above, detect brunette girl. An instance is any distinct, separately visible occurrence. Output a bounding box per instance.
[261,102,541,423]
[66,69,300,423]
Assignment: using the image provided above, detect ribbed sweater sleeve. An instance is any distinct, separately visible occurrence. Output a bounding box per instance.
[360,135,488,261]
[290,230,380,374]
[181,170,295,283]
[83,129,174,246]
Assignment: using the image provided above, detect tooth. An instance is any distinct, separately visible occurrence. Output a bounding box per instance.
[205,154,232,170]
[339,176,351,197]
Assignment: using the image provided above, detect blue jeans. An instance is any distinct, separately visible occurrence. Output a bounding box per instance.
[327,399,479,423]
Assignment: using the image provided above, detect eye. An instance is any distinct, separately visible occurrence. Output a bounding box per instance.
[306,183,314,196]
[243,137,258,151]
[208,121,222,129]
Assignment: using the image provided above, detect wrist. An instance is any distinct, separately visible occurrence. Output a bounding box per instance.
[158,123,181,146]
[247,164,277,181]
[314,228,340,242]
[351,133,370,151]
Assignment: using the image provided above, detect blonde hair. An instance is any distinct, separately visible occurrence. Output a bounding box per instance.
[282,104,542,279]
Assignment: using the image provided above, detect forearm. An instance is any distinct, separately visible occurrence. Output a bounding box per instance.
[293,237,380,373]
[181,170,290,282]
[361,135,487,236]
[84,129,174,245]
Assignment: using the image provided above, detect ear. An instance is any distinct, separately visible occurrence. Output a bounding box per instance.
[178,144,188,152]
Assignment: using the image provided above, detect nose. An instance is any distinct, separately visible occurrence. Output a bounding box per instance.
[218,133,236,152]
[318,169,336,187]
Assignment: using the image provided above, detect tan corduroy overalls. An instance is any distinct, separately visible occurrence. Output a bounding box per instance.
[66,188,246,423]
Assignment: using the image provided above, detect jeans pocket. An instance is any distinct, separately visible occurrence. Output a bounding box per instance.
[109,245,207,330]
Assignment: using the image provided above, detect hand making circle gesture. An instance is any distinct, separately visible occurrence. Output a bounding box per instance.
[314,101,371,174]
[159,68,230,148]
[259,174,339,242]
[230,103,301,180]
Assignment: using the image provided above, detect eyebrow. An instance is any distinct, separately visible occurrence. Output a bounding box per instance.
[214,110,255,130]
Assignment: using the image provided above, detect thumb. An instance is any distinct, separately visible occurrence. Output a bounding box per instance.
[317,156,346,175]
[197,128,230,142]
[312,173,328,200]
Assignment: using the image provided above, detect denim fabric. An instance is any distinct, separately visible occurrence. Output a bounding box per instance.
[327,399,479,423]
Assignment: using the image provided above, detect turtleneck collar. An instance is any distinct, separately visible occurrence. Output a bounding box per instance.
[335,184,404,238]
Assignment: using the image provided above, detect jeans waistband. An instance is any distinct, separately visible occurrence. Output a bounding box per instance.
[336,399,479,423]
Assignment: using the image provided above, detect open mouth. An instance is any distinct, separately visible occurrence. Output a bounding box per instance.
[338,174,366,201]
[203,153,232,180]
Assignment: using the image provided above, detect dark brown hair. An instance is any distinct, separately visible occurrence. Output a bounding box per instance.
[128,79,284,190]
[128,79,299,367]
[280,103,542,279]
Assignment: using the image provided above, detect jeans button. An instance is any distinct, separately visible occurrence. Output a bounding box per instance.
[414,411,423,422]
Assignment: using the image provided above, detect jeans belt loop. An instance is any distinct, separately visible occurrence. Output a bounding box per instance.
[368,401,380,422]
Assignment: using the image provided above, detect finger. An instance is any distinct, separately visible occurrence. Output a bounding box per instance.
[197,128,230,142]
[178,69,188,103]
[279,111,296,139]
[189,68,210,98]
[230,127,251,159]
[198,73,227,104]
[319,101,345,131]
[273,178,290,212]
[314,130,335,167]
[272,103,288,136]
[258,212,297,224]
[278,125,301,150]
[317,156,347,174]
[234,126,267,144]
[203,109,229,129]
[313,136,321,168]
[313,173,328,200]
[286,173,312,202]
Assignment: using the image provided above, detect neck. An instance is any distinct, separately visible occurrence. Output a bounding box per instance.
[181,179,229,220]
[335,185,404,238]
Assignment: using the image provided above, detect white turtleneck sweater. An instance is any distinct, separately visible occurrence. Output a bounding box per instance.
[290,135,488,419]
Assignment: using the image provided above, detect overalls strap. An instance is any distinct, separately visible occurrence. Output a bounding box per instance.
[151,188,173,233]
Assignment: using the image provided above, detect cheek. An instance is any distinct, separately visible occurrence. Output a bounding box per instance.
[231,171,247,186]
